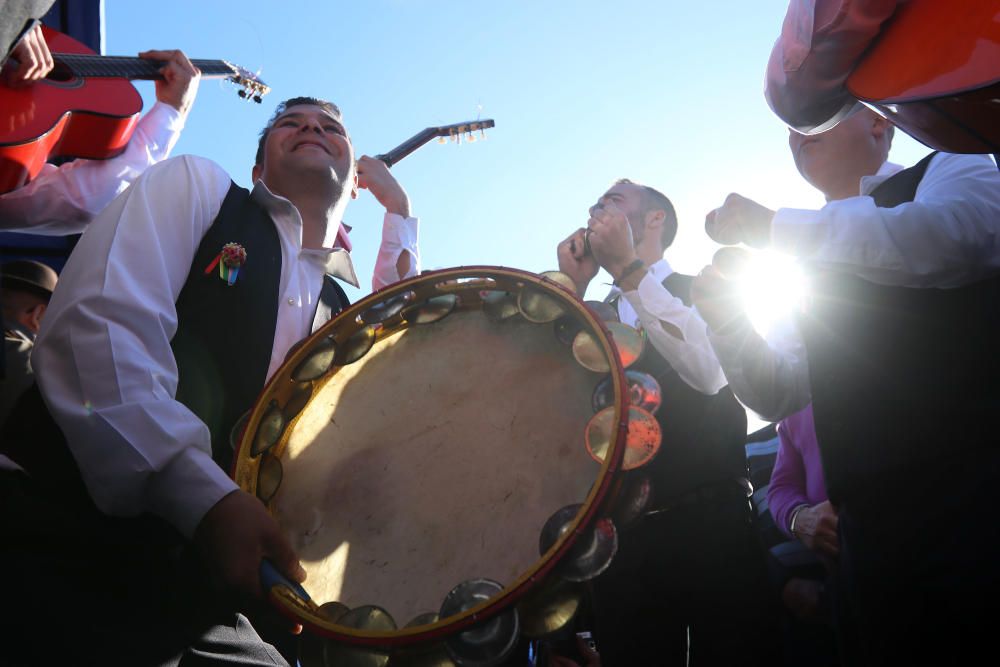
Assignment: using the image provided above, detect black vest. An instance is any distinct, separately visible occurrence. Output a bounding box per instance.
[798,154,1000,503]
[2,183,349,486]
[629,273,749,499]
[172,182,349,471]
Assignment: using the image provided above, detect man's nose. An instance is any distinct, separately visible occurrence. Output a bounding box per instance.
[299,118,324,134]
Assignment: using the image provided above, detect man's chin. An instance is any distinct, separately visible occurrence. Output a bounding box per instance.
[272,165,347,202]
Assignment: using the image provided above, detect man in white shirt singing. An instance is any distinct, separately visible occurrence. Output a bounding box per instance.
[0,96,420,666]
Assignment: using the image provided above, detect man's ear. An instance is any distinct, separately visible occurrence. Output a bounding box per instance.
[26,302,47,334]
[644,208,665,235]
[251,164,262,182]
[871,113,890,140]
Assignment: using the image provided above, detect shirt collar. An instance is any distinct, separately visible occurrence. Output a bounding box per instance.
[645,257,674,282]
[319,248,360,287]
[859,160,904,196]
[606,257,673,298]
[251,178,297,222]
[250,179,360,288]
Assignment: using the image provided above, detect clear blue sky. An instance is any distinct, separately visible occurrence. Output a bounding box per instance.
[105,0,931,302]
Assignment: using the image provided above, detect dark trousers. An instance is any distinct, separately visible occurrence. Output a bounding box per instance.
[0,470,288,666]
[590,488,778,666]
[832,448,1000,667]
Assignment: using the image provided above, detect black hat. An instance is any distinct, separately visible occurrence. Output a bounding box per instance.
[0,260,58,300]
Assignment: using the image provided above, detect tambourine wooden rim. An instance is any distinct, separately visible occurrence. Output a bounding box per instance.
[232,266,628,648]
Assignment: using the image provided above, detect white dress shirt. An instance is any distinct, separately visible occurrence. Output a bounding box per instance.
[32,155,420,538]
[0,102,185,234]
[708,152,1000,421]
[765,0,903,133]
[608,258,728,396]
[373,213,419,292]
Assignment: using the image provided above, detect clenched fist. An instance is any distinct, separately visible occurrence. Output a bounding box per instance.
[705,193,774,248]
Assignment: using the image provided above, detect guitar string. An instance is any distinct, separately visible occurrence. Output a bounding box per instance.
[55,54,234,78]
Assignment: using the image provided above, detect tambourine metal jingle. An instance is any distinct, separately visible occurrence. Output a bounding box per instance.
[234,267,633,651]
[592,369,662,414]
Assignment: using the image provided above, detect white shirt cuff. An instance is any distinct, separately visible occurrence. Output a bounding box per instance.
[382,213,418,250]
[771,207,826,257]
[144,446,240,538]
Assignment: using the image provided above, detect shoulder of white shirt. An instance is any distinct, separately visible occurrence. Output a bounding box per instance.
[860,152,997,196]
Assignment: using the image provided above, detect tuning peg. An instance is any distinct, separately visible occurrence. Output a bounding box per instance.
[466,132,476,143]
[238,89,247,99]
[437,137,448,144]
[253,95,263,104]
[480,129,487,140]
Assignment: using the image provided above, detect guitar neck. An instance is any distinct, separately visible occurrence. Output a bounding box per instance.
[53,54,236,80]
[375,119,494,168]
[375,129,437,168]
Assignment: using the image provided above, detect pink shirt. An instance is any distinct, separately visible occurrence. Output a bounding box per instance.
[767,404,829,537]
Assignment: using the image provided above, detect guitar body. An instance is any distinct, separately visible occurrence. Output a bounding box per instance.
[0,27,142,194]
[846,0,1000,153]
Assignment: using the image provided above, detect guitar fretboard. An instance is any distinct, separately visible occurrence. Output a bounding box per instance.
[54,54,235,80]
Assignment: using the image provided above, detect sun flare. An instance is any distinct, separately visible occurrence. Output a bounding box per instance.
[737,251,808,338]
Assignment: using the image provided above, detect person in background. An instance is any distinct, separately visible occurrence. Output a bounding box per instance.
[0,259,57,430]
[1,46,201,234]
[558,179,774,666]
[693,105,1000,665]
[768,404,837,622]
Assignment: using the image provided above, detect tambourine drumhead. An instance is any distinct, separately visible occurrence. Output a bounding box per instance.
[233,267,628,647]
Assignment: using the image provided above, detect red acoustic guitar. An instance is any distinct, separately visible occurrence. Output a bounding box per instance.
[846,0,1000,154]
[0,26,269,194]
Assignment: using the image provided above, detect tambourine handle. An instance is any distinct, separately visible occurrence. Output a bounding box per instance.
[260,559,313,602]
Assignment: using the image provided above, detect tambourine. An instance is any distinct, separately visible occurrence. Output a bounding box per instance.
[233,267,663,666]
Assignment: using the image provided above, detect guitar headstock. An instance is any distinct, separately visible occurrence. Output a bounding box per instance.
[375,119,496,167]
[432,119,496,144]
[224,62,271,104]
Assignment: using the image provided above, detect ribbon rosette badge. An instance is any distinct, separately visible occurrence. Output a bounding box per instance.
[204,242,247,286]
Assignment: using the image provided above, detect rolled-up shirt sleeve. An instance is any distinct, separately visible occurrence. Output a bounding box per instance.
[32,155,236,538]
[771,153,1000,287]
[0,102,185,235]
[372,213,419,290]
[622,271,728,396]
[765,0,901,133]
